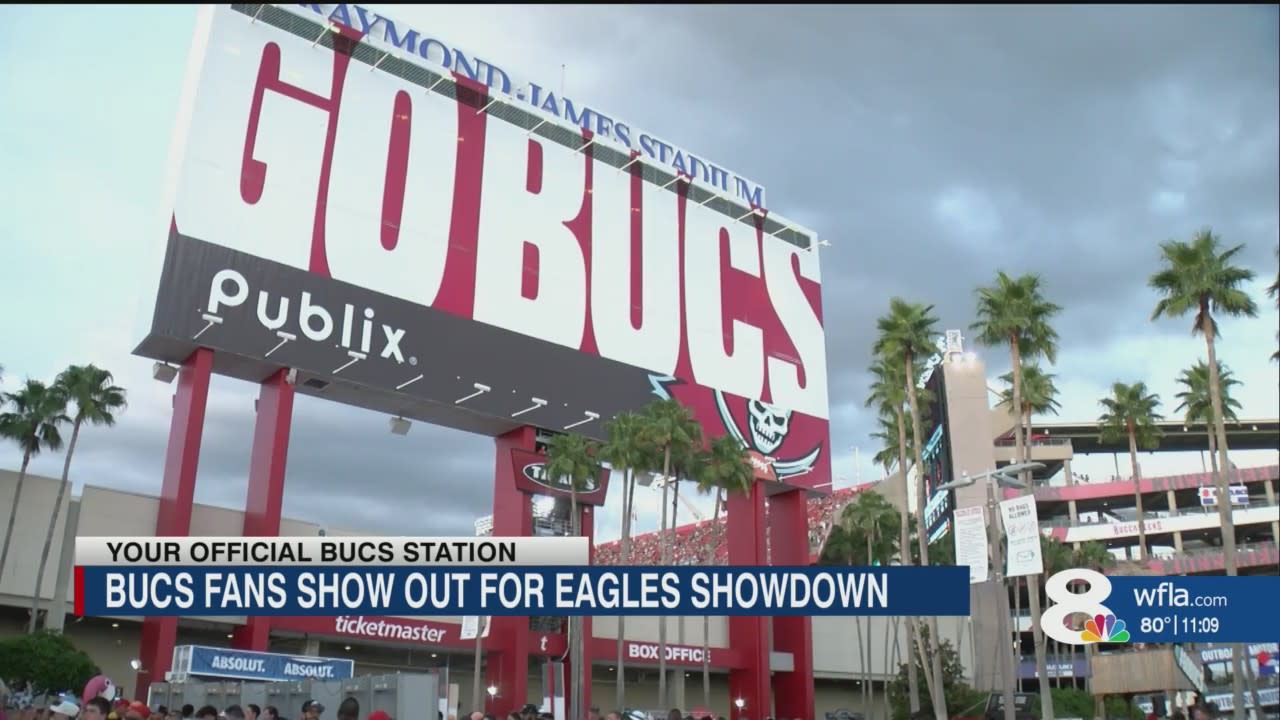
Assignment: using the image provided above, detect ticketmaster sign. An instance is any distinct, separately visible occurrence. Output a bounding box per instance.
[172,645,354,682]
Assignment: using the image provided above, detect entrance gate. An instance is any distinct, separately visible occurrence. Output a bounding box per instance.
[133,354,814,719]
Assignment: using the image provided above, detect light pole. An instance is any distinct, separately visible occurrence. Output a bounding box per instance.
[469,617,489,712]
[936,462,1043,720]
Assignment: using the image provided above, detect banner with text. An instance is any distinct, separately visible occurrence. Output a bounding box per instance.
[175,645,354,682]
[1041,569,1280,645]
[76,565,970,617]
[953,505,989,584]
[1000,495,1044,578]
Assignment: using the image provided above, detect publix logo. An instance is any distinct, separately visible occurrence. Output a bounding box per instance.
[204,268,413,366]
[522,463,599,493]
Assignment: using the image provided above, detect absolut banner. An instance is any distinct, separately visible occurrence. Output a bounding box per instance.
[175,645,354,682]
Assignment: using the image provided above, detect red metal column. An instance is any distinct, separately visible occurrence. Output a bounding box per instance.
[135,348,213,698]
[580,505,594,717]
[232,369,295,651]
[486,426,536,715]
[726,482,770,720]
[769,489,814,720]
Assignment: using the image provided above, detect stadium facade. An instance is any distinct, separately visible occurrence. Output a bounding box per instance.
[1,341,1276,714]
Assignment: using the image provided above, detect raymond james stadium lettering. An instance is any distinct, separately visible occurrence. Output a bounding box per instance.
[293,3,766,206]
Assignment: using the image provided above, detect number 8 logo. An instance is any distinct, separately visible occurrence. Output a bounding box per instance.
[1041,568,1114,645]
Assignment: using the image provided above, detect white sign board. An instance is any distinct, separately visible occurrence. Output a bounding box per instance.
[1000,494,1044,577]
[1174,644,1207,695]
[953,505,989,584]
[460,616,490,640]
[1198,485,1249,507]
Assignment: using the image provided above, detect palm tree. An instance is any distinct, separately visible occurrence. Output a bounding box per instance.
[869,413,910,473]
[1098,382,1163,562]
[998,353,1059,702]
[1072,541,1116,704]
[28,365,126,632]
[600,411,651,709]
[843,491,901,716]
[820,494,901,717]
[543,431,603,720]
[999,362,1061,687]
[820,522,876,711]
[0,380,70,583]
[1269,246,1278,362]
[866,353,924,714]
[873,298,947,719]
[998,363,1061,436]
[690,435,753,709]
[636,398,703,709]
[971,270,1062,720]
[1174,360,1242,481]
[973,272,1062,476]
[1150,230,1257,568]
[845,490,900,564]
[1037,535,1075,690]
[1073,540,1115,573]
[666,441,706,660]
[1154,234,1264,720]
[1151,231,1261,720]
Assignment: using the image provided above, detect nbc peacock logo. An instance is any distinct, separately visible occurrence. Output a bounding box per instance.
[1080,613,1130,644]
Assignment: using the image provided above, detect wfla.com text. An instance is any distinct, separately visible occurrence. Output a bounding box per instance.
[1133,581,1227,608]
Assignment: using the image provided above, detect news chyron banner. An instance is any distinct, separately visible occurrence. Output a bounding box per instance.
[75,537,970,617]
[1041,569,1280,645]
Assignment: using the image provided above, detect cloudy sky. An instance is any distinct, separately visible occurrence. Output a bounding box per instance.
[1,4,1277,541]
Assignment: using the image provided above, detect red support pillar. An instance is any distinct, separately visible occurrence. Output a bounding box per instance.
[726,482,770,720]
[580,505,595,717]
[769,489,814,720]
[135,348,213,698]
[232,369,295,652]
[486,426,536,715]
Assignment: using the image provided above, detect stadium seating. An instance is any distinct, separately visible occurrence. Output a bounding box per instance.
[595,482,876,566]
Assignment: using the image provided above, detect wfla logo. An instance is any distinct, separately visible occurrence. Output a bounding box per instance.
[1041,568,1131,646]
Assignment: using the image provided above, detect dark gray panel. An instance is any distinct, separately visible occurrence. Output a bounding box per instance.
[135,233,660,440]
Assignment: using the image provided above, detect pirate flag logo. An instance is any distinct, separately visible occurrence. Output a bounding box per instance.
[649,375,822,482]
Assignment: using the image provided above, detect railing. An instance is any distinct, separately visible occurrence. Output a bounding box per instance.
[1175,540,1278,559]
[1040,502,1278,528]
[994,437,1074,448]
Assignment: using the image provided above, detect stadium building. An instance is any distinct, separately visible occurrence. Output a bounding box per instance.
[2,1,1275,717]
[2,334,1276,716]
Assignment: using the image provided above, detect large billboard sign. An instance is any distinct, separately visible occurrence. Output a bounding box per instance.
[135,4,830,488]
[921,364,955,542]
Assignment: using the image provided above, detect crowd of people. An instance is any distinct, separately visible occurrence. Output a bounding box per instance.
[5,698,304,720]
[0,680,395,720]
[466,705,728,720]
[593,485,871,567]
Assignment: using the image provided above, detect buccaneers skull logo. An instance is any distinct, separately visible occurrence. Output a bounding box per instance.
[648,374,821,481]
[718,391,821,480]
[747,399,791,454]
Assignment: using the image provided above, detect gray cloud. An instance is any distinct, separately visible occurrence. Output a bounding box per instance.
[44,376,496,537]
[6,4,1279,537]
